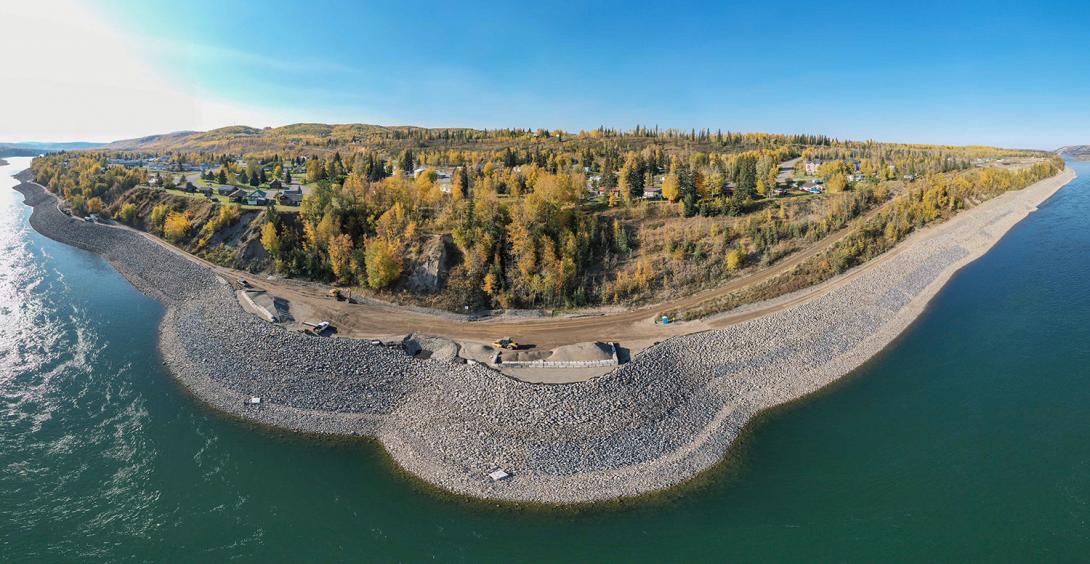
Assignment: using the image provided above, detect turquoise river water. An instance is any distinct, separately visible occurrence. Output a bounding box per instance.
[1,157,1088,561]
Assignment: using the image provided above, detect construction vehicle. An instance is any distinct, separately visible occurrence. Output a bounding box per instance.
[491,336,519,350]
[328,288,346,301]
[302,321,332,335]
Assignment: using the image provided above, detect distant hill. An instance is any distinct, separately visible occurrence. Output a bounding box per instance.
[0,141,105,156]
[107,131,200,150]
[0,145,41,157]
[105,123,476,154]
[1055,145,1090,160]
[101,122,844,158]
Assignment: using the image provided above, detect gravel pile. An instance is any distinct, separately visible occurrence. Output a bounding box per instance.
[14,168,1074,504]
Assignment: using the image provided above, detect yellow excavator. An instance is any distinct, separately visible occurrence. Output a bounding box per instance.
[491,336,519,350]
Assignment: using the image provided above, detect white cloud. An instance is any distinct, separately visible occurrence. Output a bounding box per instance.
[0,0,291,141]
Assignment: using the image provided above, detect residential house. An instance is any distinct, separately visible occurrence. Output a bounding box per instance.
[430,170,452,194]
[800,181,824,194]
[245,189,269,206]
[586,175,602,193]
[804,160,822,175]
[107,158,145,168]
[217,185,237,196]
[278,187,303,206]
[268,178,283,190]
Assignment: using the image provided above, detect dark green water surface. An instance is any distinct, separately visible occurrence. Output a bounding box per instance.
[2,157,1088,561]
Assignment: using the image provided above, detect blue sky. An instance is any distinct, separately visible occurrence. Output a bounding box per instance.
[3,0,1090,148]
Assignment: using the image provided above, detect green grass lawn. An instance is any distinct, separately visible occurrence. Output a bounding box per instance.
[156,187,297,213]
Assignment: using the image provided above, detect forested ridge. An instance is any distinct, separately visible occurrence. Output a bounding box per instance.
[31,125,1060,312]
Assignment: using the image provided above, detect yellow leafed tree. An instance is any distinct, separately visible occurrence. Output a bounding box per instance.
[150,203,170,229]
[261,222,280,256]
[364,237,403,289]
[662,173,680,202]
[117,203,137,225]
[726,248,745,271]
[827,173,847,193]
[328,233,354,283]
[163,212,191,242]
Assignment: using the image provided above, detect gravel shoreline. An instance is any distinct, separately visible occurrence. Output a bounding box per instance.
[13,167,1075,504]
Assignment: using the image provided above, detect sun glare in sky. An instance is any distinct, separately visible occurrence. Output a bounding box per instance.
[0,1,285,141]
[2,0,1089,148]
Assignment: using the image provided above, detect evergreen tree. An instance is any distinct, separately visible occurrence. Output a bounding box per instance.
[453,166,470,198]
[397,149,415,175]
[678,165,698,217]
[733,154,758,199]
[601,158,617,189]
[619,153,645,202]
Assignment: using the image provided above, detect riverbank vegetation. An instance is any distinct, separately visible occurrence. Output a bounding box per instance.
[667,157,1065,320]
[29,125,1059,312]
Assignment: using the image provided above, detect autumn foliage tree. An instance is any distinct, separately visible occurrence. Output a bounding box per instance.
[117,203,137,225]
[28,134,1062,312]
[163,212,191,242]
[328,233,354,283]
[260,221,280,257]
[364,238,402,289]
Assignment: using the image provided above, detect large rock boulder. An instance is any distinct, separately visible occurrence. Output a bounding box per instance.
[406,234,454,292]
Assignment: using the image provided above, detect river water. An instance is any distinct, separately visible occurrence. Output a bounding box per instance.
[1,156,1088,561]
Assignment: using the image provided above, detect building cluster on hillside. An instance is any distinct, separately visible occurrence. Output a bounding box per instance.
[122,150,895,213]
[106,157,146,168]
[173,182,293,206]
[413,166,455,194]
[141,160,305,207]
